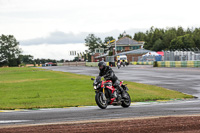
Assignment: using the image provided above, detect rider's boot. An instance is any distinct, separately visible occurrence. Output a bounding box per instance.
[112,90,117,98]
[118,86,127,99]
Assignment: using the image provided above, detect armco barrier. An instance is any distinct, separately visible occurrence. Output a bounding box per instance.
[155,61,200,67]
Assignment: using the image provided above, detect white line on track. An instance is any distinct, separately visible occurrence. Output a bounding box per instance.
[0,120,32,124]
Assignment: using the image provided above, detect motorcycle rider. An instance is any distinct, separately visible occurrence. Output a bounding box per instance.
[117,60,121,69]
[97,61,127,98]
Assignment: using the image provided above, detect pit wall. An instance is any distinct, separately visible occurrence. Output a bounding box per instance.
[155,61,200,67]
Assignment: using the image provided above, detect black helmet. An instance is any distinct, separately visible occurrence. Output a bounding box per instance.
[98,61,106,70]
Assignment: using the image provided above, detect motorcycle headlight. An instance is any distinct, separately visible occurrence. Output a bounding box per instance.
[93,86,97,90]
[93,83,101,90]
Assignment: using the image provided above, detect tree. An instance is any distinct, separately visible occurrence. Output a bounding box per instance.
[169,37,183,50]
[20,55,34,64]
[104,36,115,44]
[182,34,195,49]
[0,34,21,66]
[176,26,185,36]
[142,26,154,50]
[152,39,164,51]
[133,32,146,41]
[193,28,200,49]
[34,58,41,66]
[162,27,177,50]
[57,59,65,63]
[169,34,195,50]
[103,36,115,53]
[85,34,103,53]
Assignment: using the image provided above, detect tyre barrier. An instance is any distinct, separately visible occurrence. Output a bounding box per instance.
[155,61,200,67]
[130,61,153,65]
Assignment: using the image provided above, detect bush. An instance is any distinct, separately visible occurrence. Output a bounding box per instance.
[19,63,26,67]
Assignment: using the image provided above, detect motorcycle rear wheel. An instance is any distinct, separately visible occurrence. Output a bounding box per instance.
[95,92,108,109]
[121,92,131,108]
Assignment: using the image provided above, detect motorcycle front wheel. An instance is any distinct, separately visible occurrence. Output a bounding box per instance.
[95,92,108,109]
[121,92,131,108]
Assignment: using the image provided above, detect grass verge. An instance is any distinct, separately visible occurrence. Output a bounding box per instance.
[0,67,194,109]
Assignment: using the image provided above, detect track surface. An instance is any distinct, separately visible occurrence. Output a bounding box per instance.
[1,65,200,131]
[42,65,200,98]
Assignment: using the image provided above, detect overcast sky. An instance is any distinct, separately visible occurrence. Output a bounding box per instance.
[1,0,200,59]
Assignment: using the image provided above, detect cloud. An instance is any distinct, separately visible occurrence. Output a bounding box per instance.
[20,28,148,46]
[19,43,88,60]
[20,31,88,45]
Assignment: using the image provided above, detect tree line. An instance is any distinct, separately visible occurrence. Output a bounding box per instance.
[133,26,200,51]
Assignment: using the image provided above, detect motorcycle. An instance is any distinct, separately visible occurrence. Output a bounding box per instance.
[122,61,126,67]
[117,62,121,69]
[91,77,131,109]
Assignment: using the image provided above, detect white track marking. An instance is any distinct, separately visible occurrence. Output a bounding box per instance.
[0,120,32,124]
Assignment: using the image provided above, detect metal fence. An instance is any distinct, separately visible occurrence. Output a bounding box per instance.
[163,50,200,61]
[138,50,200,62]
[106,56,115,62]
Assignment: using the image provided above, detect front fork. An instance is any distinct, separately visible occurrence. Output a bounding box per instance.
[102,87,107,101]
[95,87,107,100]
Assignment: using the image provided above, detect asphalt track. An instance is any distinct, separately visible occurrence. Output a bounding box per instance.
[1,65,200,127]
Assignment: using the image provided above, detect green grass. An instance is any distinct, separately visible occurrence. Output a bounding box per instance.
[0,67,194,109]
